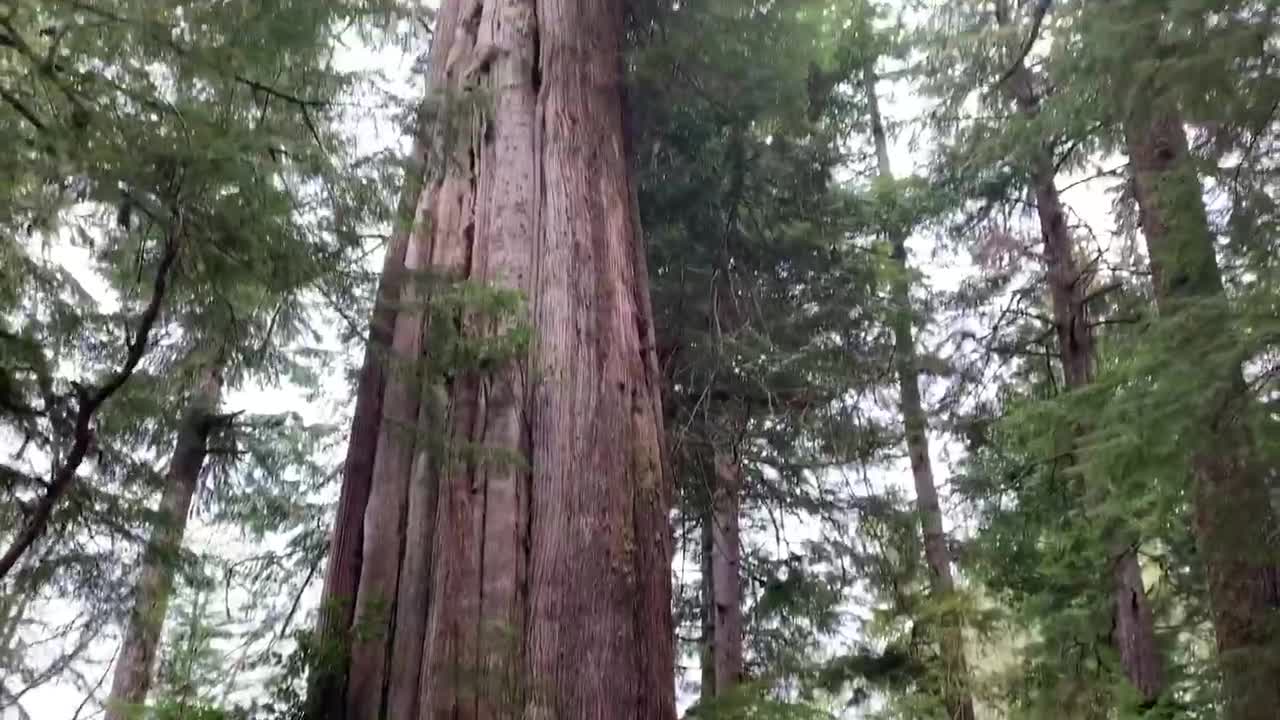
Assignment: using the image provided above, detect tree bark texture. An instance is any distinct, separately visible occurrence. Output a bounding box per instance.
[307,155,416,720]
[305,8,457,714]
[1124,99,1280,720]
[311,1,675,718]
[865,64,976,720]
[1002,53,1165,704]
[105,365,222,720]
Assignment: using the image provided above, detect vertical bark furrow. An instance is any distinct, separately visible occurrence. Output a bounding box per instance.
[474,0,538,711]
[307,144,413,720]
[308,2,465,716]
[384,379,443,720]
[344,211,433,720]
[417,88,486,718]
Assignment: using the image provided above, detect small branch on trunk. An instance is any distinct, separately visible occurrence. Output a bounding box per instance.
[1087,316,1143,329]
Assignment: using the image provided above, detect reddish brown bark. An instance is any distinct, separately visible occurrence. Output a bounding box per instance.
[1124,99,1280,720]
[305,9,456,716]
[105,364,222,720]
[1001,46,1165,704]
[305,126,417,720]
[865,64,976,720]
[311,1,675,718]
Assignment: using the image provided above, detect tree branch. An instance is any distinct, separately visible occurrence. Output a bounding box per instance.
[0,86,46,132]
[995,0,1052,88]
[0,232,180,581]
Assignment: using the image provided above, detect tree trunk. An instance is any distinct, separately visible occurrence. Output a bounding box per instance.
[306,174,414,720]
[104,364,222,720]
[696,449,745,708]
[1002,51,1165,704]
[1123,99,1280,720]
[697,144,749,702]
[312,1,676,718]
[305,14,450,716]
[865,64,976,720]
[699,501,718,703]
[708,451,744,693]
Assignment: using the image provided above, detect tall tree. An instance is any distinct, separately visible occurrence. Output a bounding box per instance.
[105,361,223,720]
[1119,39,1280,720]
[1066,1,1280,715]
[309,1,675,718]
[702,448,745,701]
[864,61,976,720]
[630,0,889,708]
[992,1,1164,703]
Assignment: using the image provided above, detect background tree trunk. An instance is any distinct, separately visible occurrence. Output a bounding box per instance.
[699,501,718,703]
[1124,99,1280,720]
[697,147,749,703]
[1002,49,1165,704]
[312,0,676,718]
[105,364,222,720]
[865,64,976,720]
[708,451,744,693]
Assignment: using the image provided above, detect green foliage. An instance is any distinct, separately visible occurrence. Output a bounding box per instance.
[632,0,906,707]
[0,0,415,712]
[150,586,236,718]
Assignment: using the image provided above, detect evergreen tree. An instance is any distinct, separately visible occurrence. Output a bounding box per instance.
[1,0,397,712]
[309,1,675,718]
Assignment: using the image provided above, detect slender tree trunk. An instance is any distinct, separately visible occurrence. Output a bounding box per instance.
[312,1,675,718]
[699,500,718,703]
[865,64,976,720]
[697,149,749,702]
[1002,52,1165,704]
[696,448,745,707]
[104,364,222,720]
[708,451,744,692]
[1123,99,1280,720]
